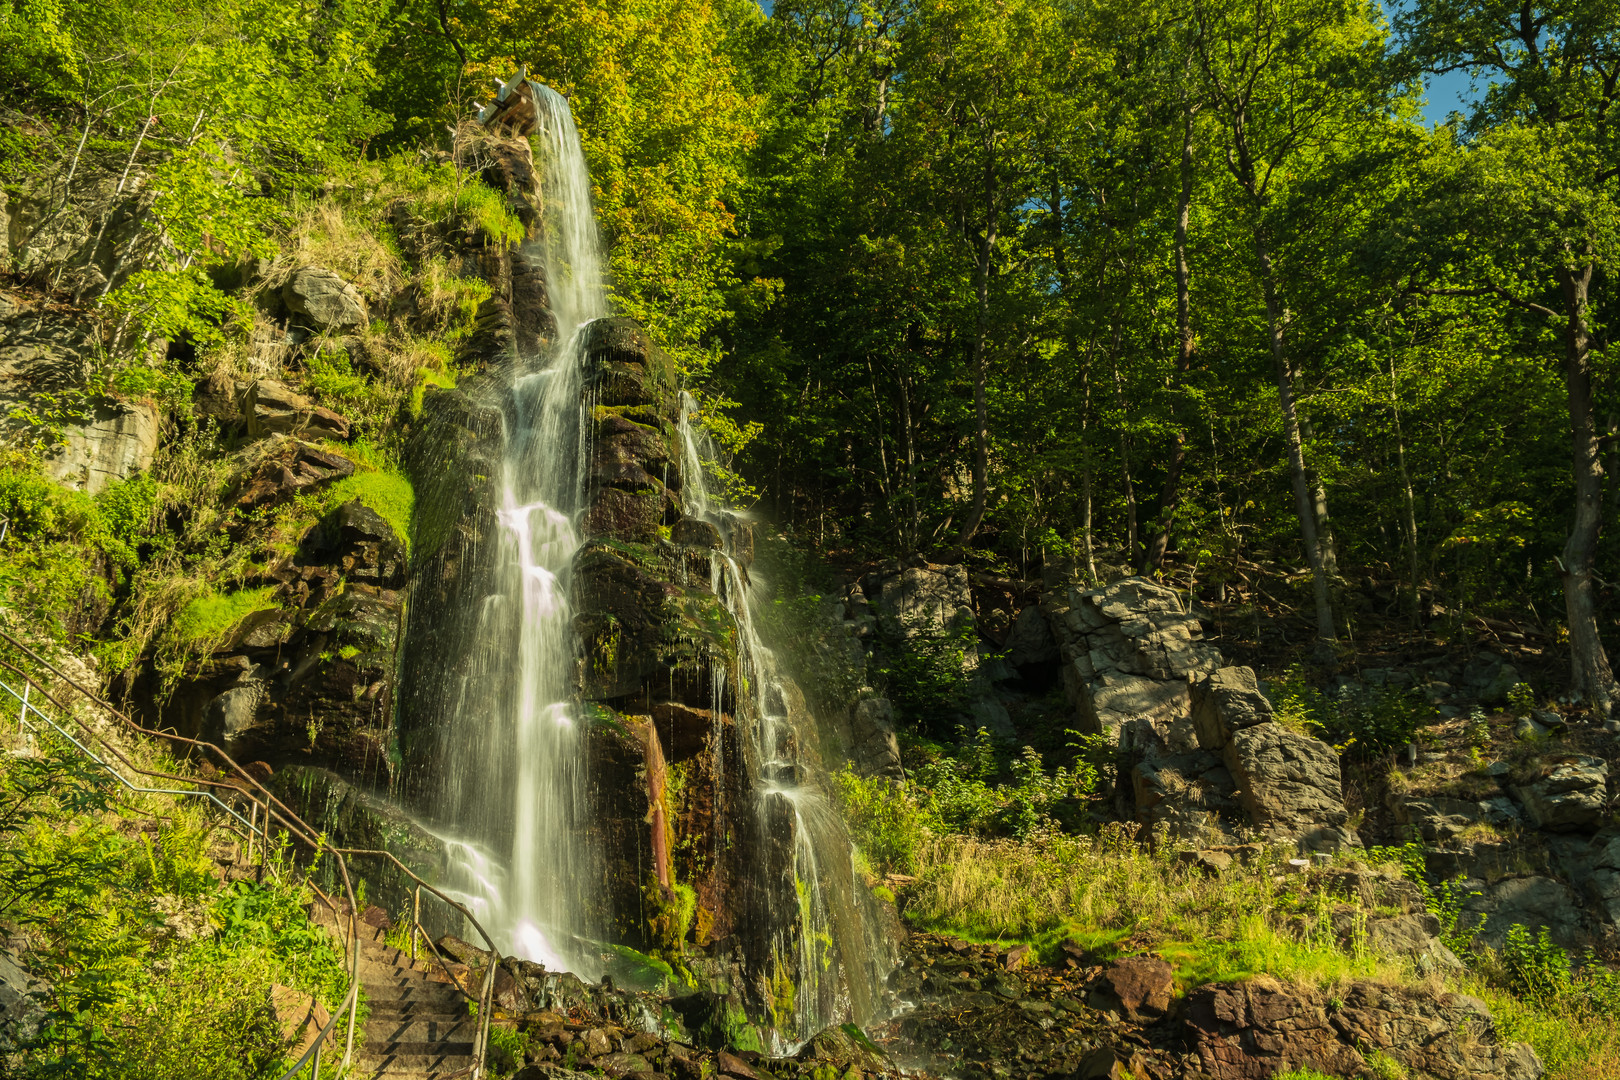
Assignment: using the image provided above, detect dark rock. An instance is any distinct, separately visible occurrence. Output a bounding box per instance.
[1462,875,1586,949]
[1511,756,1609,832]
[715,1050,758,1079]
[242,379,351,441]
[1088,956,1172,1020]
[670,518,722,549]
[1002,605,1058,667]
[999,944,1031,971]
[229,439,355,511]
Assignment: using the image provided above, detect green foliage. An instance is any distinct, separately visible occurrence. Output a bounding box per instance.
[1269,667,1432,761]
[420,176,526,248]
[874,615,977,735]
[1365,841,1481,955]
[1507,682,1536,719]
[104,269,250,352]
[0,734,346,1079]
[169,586,279,646]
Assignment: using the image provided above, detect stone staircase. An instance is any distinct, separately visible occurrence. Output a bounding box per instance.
[313,901,479,1079]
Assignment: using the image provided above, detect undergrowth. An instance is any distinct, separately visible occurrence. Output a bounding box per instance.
[0,722,348,1078]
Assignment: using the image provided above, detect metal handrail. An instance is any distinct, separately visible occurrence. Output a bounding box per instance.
[0,629,503,1078]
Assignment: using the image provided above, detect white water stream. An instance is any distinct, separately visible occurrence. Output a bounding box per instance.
[435,84,606,973]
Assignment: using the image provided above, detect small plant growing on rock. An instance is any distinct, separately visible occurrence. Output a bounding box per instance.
[1506,681,1536,718]
[1465,706,1492,748]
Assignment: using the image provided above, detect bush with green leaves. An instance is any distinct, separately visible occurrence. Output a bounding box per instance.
[1,732,348,1079]
[1269,666,1432,760]
[874,614,978,736]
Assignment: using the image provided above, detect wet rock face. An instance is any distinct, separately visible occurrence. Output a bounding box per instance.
[580,317,680,546]
[141,478,406,783]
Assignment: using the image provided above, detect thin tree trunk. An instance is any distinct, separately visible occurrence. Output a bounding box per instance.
[1144,106,1198,572]
[1388,354,1421,625]
[1257,236,1335,643]
[954,187,996,547]
[1111,337,1140,569]
[1557,260,1618,714]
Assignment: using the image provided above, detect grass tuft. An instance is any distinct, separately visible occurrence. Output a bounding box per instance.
[170,586,279,646]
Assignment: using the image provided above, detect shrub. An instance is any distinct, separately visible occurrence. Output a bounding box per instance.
[1269,665,1431,760]
[874,613,976,735]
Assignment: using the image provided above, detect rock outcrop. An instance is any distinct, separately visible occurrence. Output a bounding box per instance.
[1043,576,1221,738]
[1184,975,1541,1080]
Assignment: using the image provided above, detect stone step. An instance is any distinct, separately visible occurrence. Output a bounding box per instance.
[367,987,467,1010]
[366,997,469,1018]
[365,1014,477,1044]
[357,1047,476,1075]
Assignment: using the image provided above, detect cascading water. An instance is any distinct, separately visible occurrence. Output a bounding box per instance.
[430,84,607,973]
[678,397,897,1042]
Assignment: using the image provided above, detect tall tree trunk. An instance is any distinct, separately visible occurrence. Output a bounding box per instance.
[1144,107,1199,572]
[1557,260,1618,714]
[954,184,997,547]
[1258,236,1336,643]
[1111,332,1141,568]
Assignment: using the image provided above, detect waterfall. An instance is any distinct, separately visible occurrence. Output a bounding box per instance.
[432,84,607,973]
[678,397,896,1042]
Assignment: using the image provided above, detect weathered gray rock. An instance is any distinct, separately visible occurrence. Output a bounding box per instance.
[1192,666,1273,750]
[1041,576,1220,738]
[43,398,159,493]
[1462,875,1586,949]
[1366,912,1463,971]
[283,267,367,330]
[1546,830,1620,929]
[241,379,351,441]
[1121,717,1248,846]
[1511,756,1609,832]
[1395,795,1521,844]
[868,563,973,636]
[0,950,47,1050]
[1224,722,1354,851]
[849,696,903,779]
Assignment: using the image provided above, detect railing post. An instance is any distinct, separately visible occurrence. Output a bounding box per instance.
[310,1039,321,1080]
[343,923,358,1070]
[412,885,420,963]
[17,681,27,735]
[247,801,258,866]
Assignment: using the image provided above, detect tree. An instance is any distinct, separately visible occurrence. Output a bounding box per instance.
[1192,0,1394,647]
[1399,0,1620,713]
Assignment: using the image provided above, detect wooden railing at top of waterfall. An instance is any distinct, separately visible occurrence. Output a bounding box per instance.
[0,626,503,1080]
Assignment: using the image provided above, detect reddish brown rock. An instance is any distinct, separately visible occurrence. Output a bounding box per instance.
[1089,955,1174,1020]
[1000,943,1032,971]
[716,1049,759,1079]
[1183,976,1363,1079]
